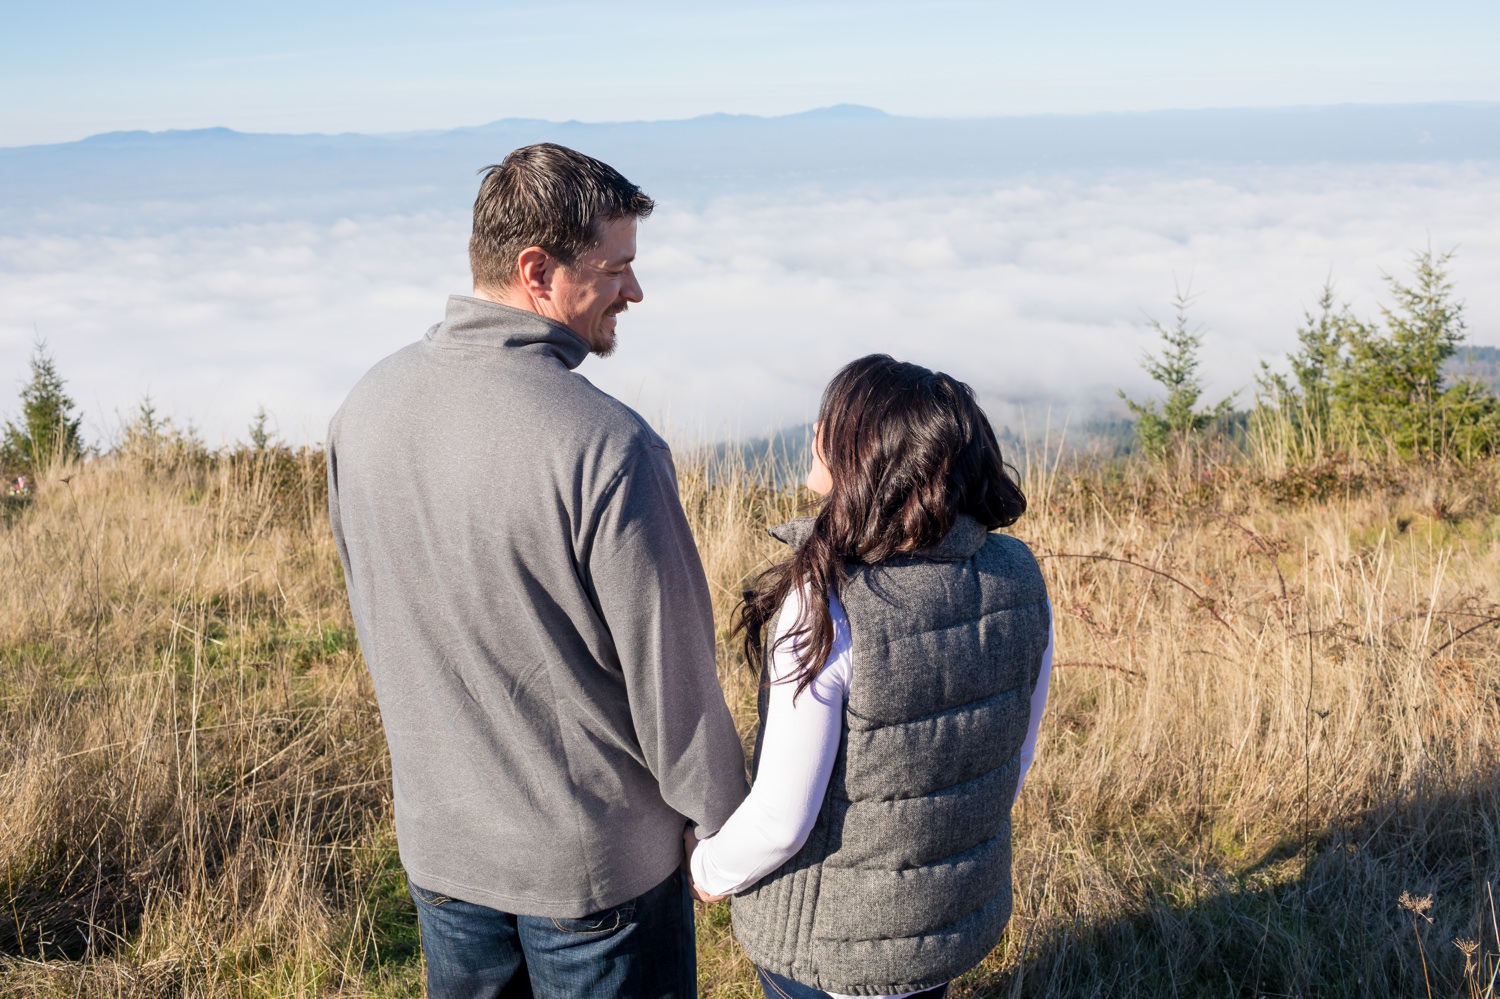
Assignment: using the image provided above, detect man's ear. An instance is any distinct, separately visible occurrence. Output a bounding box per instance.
[515,246,554,300]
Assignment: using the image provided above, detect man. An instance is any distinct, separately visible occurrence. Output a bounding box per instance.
[327,143,747,998]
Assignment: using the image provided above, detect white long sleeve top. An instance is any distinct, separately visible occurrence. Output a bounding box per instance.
[691,587,1053,999]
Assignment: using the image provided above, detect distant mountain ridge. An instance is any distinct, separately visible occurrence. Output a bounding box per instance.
[4,103,1499,228]
[1447,346,1500,395]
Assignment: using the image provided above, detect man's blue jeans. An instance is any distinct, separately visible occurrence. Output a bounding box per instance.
[409,871,696,999]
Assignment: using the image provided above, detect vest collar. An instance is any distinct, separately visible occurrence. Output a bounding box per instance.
[768,513,988,562]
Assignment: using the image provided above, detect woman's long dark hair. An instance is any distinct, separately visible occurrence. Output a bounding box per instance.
[734,354,1027,696]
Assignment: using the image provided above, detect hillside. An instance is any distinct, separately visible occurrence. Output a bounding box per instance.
[1448,345,1500,395]
[3,445,1499,996]
[3,103,1499,226]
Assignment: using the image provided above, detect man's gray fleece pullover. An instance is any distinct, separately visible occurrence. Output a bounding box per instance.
[327,296,747,917]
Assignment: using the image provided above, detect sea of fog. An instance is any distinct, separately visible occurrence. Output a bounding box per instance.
[2,120,1498,447]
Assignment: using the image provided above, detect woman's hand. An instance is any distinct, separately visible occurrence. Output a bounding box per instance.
[682,826,729,904]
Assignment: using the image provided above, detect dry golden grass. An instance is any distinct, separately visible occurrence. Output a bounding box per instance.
[0,449,403,997]
[2,441,1499,997]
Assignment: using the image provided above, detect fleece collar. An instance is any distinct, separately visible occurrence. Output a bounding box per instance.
[428,295,591,370]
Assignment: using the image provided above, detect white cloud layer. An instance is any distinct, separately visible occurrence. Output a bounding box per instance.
[2,162,1498,447]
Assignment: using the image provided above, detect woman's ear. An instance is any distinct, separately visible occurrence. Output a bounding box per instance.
[806,423,833,496]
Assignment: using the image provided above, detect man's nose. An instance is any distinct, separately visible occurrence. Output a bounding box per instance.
[622,266,643,303]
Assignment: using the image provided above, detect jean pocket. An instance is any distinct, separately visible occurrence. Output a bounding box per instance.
[755,968,804,999]
[408,880,455,907]
[548,897,638,935]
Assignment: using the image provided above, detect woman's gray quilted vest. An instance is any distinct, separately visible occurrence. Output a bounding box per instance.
[730,515,1050,996]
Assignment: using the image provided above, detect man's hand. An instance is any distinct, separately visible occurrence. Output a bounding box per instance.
[682,826,729,904]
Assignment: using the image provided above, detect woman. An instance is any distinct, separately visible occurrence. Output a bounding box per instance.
[686,355,1053,999]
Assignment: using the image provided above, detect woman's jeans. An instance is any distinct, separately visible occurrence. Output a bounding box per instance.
[409,870,696,999]
[756,966,949,999]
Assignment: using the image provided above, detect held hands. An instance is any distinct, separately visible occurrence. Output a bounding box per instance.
[682,826,729,904]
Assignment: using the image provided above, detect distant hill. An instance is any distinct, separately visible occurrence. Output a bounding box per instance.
[3,102,1499,228]
[1446,345,1500,395]
[709,425,811,489]
[714,413,1142,485]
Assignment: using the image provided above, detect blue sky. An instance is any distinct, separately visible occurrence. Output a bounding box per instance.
[4,0,1498,146]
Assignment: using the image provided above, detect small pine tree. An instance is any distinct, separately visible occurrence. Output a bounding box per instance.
[1335,253,1446,441]
[1121,287,1232,454]
[1289,284,1367,418]
[1332,247,1496,456]
[120,395,164,458]
[119,395,208,470]
[1255,247,1499,461]
[248,406,273,451]
[1254,282,1373,455]
[1,338,84,475]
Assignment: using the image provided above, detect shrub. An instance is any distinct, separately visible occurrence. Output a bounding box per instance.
[1,338,84,476]
[1256,247,1500,462]
[1120,286,1235,455]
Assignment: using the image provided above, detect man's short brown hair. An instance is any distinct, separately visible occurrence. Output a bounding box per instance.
[469,143,655,291]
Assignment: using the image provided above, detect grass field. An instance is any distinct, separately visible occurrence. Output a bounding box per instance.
[2,440,1498,997]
